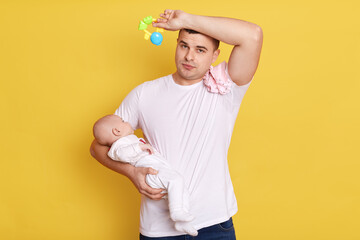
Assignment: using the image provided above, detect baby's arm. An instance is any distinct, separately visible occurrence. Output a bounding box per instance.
[108,142,154,163]
[139,143,154,154]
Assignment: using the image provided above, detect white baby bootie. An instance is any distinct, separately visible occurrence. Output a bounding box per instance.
[175,221,198,236]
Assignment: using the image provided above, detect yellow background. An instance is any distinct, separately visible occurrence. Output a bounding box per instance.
[1,0,359,239]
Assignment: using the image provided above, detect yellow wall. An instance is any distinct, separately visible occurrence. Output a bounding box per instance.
[1,0,359,239]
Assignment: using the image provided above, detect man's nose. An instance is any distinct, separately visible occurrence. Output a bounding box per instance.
[185,49,194,61]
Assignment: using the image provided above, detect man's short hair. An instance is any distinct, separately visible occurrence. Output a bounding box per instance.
[179,29,220,51]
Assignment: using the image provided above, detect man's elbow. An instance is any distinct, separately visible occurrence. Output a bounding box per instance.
[90,147,95,158]
[90,141,97,158]
[253,25,263,43]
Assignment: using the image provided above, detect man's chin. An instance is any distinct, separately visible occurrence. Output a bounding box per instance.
[178,70,201,81]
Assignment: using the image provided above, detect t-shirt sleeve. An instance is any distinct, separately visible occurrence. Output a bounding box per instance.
[114,84,143,130]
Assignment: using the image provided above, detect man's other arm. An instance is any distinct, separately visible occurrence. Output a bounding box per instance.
[90,139,165,200]
[153,10,263,86]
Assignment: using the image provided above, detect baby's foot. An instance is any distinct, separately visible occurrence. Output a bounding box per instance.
[175,222,198,236]
[170,210,194,222]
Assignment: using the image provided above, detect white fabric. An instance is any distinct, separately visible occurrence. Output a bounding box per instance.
[107,134,195,234]
[107,135,148,164]
[115,62,252,237]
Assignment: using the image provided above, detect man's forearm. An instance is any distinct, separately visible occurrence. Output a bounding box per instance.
[90,139,135,179]
[183,13,262,46]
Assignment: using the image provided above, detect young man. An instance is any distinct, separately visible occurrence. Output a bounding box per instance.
[90,9,263,239]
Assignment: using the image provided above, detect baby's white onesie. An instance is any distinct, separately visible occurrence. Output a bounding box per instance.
[107,134,197,236]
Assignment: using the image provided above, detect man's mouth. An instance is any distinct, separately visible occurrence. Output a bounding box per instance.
[182,63,195,70]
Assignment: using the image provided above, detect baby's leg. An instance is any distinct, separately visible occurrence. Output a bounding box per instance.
[146,169,193,222]
[168,180,193,222]
[175,221,198,236]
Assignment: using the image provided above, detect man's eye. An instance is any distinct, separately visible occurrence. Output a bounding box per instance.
[198,49,204,53]
[181,45,188,48]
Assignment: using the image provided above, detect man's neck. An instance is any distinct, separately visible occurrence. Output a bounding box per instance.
[172,72,203,86]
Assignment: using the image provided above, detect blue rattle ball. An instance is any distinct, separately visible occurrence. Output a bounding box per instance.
[150,32,163,46]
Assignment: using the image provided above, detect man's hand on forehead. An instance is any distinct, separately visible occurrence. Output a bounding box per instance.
[152,9,189,31]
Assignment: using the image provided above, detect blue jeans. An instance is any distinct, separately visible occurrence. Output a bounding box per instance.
[139,217,236,240]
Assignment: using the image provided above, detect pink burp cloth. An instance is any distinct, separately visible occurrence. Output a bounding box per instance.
[202,61,232,95]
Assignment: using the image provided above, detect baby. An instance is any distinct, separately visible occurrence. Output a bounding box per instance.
[93,114,198,236]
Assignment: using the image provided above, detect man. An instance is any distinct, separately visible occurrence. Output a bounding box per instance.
[90,9,263,239]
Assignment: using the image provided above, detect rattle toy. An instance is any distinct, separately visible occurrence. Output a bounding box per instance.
[138,16,164,46]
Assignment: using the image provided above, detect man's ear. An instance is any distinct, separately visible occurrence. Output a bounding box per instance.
[112,128,121,136]
[212,49,220,64]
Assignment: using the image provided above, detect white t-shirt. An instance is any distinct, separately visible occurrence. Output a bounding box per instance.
[115,64,252,237]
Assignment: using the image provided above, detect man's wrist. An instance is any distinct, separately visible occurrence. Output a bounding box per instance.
[181,12,195,30]
[124,163,136,180]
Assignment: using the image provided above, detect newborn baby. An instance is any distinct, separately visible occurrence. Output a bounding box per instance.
[93,114,198,236]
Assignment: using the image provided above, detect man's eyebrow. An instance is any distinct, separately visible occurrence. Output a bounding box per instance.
[196,45,208,51]
[179,40,208,51]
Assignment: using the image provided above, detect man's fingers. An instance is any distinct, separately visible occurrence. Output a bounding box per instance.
[141,191,166,201]
[146,167,158,175]
[142,184,163,195]
[152,22,167,29]
[164,9,173,16]
[137,167,165,200]
[140,184,166,201]
[159,9,173,20]
[140,184,164,198]
[156,18,167,23]
[151,192,167,201]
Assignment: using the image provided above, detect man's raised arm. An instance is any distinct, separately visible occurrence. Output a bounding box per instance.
[153,9,263,86]
[90,139,165,200]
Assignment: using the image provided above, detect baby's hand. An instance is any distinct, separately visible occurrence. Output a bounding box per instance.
[140,143,154,155]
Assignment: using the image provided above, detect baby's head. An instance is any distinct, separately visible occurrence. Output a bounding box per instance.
[93,114,134,146]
